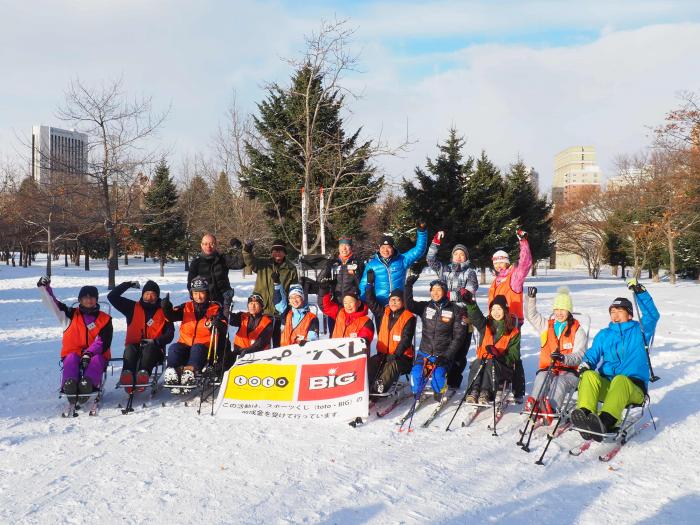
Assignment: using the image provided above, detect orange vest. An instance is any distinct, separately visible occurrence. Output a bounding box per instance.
[332,309,370,339]
[281,310,317,347]
[377,307,415,358]
[61,309,112,359]
[234,313,272,349]
[489,271,523,321]
[477,322,519,360]
[177,302,220,346]
[125,302,167,345]
[539,318,580,372]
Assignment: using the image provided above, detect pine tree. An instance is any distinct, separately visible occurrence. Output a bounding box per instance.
[207,171,235,237]
[463,152,517,282]
[403,128,474,267]
[504,160,552,274]
[241,63,382,253]
[178,174,210,270]
[133,160,184,276]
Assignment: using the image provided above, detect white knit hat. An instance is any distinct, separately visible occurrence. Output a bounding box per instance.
[492,250,510,264]
[288,284,304,300]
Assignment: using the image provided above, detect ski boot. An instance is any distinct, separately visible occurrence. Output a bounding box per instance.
[120,370,134,394]
[78,377,94,404]
[135,369,150,393]
[63,378,78,401]
[164,367,180,394]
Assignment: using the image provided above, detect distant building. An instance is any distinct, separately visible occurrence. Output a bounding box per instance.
[31,125,88,183]
[552,146,602,204]
[606,167,645,192]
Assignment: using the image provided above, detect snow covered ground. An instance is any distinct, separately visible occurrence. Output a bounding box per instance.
[1,257,699,525]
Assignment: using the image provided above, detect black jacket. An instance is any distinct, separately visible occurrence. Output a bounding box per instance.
[365,282,415,360]
[187,251,243,304]
[325,254,364,301]
[107,281,174,348]
[405,279,467,361]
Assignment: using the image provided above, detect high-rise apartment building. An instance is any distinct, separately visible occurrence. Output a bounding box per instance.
[552,146,601,204]
[31,125,88,183]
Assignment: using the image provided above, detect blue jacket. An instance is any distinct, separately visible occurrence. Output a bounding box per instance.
[359,228,428,306]
[582,290,660,389]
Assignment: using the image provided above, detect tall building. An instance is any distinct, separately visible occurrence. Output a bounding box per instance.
[552,146,602,204]
[31,125,88,183]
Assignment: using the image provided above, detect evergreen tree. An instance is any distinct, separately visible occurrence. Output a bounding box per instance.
[504,160,553,273]
[463,152,517,281]
[133,160,184,277]
[402,128,474,268]
[241,63,382,253]
[178,174,210,270]
[207,171,235,237]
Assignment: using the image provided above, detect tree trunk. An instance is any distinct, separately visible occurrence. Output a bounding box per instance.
[666,228,676,285]
[531,265,538,276]
[480,265,487,285]
[611,265,618,277]
[84,243,90,271]
[652,268,660,282]
[46,225,53,277]
[648,267,652,279]
[124,251,129,266]
[107,227,118,289]
[184,250,190,272]
[75,240,81,267]
[160,256,165,277]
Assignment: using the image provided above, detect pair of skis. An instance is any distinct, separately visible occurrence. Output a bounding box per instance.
[61,392,102,417]
[396,390,457,432]
[569,419,653,462]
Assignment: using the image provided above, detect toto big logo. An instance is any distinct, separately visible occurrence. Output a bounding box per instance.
[233,375,289,388]
[298,359,365,401]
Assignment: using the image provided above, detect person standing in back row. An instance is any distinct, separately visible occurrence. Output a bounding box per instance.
[187,233,243,307]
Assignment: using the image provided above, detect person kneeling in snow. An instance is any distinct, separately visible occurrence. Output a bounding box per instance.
[365,269,416,395]
[162,276,225,389]
[524,286,587,415]
[274,282,319,347]
[570,279,659,440]
[463,293,520,405]
[38,277,113,401]
[228,292,274,362]
[108,280,174,393]
[404,274,467,401]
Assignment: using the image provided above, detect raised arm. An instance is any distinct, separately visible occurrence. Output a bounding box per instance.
[524,290,548,333]
[426,232,446,277]
[38,280,72,329]
[401,227,429,268]
[107,281,137,322]
[510,237,532,293]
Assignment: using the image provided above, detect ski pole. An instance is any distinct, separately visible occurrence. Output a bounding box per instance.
[491,358,498,437]
[401,359,435,433]
[518,365,554,449]
[535,402,566,466]
[445,358,486,432]
[198,323,218,415]
[631,292,660,383]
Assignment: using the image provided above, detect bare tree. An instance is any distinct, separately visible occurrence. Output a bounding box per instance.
[57,78,167,288]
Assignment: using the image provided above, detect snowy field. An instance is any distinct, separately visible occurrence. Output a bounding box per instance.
[1,256,699,525]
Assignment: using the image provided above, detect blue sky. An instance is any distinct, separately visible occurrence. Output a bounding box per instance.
[1,0,699,191]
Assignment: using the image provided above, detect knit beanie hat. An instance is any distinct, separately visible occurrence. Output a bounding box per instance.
[248,292,265,306]
[489,294,509,312]
[271,239,287,253]
[288,284,304,300]
[552,286,573,313]
[389,289,405,302]
[609,297,633,317]
[380,235,395,248]
[452,244,469,258]
[338,236,353,246]
[78,285,99,300]
[190,276,209,292]
[492,250,510,265]
[142,280,160,297]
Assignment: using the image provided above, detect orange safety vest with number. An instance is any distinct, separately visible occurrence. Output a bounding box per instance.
[377,307,414,358]
[477,323,519,360]
[539,318,580,372]
[332,310,370,339]
[280,310,317,347]
[125,302,167,345]
[61,309,112,359]
[234,313,272,350]
[177,302,220,346]
[488,272,523,321]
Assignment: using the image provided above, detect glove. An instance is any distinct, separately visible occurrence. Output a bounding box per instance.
[296,336,308,347]
[130,281,141,289]
[161,293,172,311]
[578,362,591,374]
[550,351,565,364]
[244,240,255,252]
[366,269,375,285]
[37,276,50,288]
[485,345,496,357]
[527,286,537,298]
[516,229,527,240]
[432,231,444,245]
[627,278,646,294]
[237,347,250,358]
[271,271,281,285]
[229,238,242,250]
[80,353,92,369]
[458,288,475,304]
[405,272,419,287]
[436,355,452,368]
[417,219,427,231]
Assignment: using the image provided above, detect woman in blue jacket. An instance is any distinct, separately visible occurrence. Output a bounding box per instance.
[359,222,428,306]
[571,279,660,439]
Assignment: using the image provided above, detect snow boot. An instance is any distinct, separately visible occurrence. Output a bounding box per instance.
[120,370,134,394]
[599,411,619,435]
[494,390,504,405]
[78,377,94,404]
[181,369,196,387]
[478,391,491,405]
[136,369,150,393]
[466,390,479,404]
[373,379,385,395]
[586,412,607,442]
[63,378,78,400]
[571,408,593,440]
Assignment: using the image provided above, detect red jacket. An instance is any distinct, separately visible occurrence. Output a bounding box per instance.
[322,293,374,343]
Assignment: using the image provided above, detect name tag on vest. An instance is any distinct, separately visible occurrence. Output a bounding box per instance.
[425,307,436,319]
[392,334,401,342]
[250,339,256,344]
[347,264,357,271]
[86,322,96,331]
[146,319,154,327]
[563,342,573,350]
